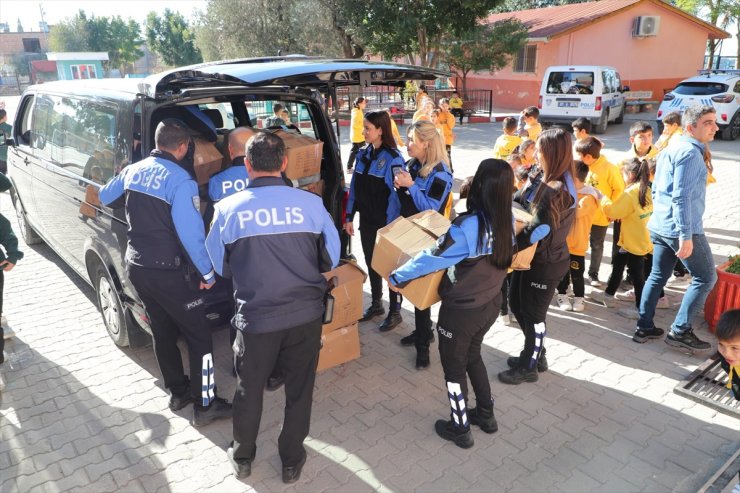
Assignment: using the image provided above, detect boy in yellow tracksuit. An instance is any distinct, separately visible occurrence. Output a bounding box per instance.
[437,98,456,170]
[449,92,464,124]
[655,112,682,153]
[347,97,367,171]
[556,161,599,312]
[575,136,625,287]
[596,158,653,316]
[493,117,522,160]
[625,121,658,160]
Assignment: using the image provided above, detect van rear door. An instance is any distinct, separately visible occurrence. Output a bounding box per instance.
[541,69,599,120]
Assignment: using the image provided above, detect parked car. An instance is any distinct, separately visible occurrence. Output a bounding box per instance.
[656,69,740,140]
[538,65,628,134]
[0,57,445,346]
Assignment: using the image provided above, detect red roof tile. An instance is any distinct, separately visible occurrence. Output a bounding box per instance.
[484,0,728,40]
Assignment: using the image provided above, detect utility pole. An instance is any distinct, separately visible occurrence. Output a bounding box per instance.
[39,4,48,47]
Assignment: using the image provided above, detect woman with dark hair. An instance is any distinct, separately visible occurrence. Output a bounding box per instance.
[391,120,454,369]
[389,159,515,448]
[499,128,577,385]
[344,110,405,324]
[346,97,367,171]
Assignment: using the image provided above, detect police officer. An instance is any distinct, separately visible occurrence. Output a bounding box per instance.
[208,126,255,202]
[206,132,339,483]
[99,118,232,427]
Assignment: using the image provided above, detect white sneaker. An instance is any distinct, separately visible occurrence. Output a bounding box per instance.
[589,275,603,287]
[2,325,14,340]
[0,371,5,392]
[0,315,6,327]
[618,307,639,320]
[572,297,585,312]
[589,291,614,307]
[557,294,572,311]
[500,313,511,325]
[615,289,636,302]
[657,296,670,309]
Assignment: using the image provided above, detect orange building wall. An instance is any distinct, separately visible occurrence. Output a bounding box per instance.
[465,2,714,110]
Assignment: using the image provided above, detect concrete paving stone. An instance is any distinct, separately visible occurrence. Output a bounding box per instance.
[503,422,545,454]
[512,442,555,473]
[31,443,78,473]
[354,404,396,429]
[577,451,623,483]
[553,412,594,440]
[78,473,118,493]
[544,445,591,473]
[49,469,91,492]
[417,468,473,492]
[554,467,606,491]
[616,421,660,447]
[482,457,529,489]
[583,417,627,444]
[83,450,131,482]
[572,400,613,425]
[566,430,610,461]
[516,463,569,492]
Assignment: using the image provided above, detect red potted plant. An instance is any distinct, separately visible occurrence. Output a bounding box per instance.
[704,255,740,332]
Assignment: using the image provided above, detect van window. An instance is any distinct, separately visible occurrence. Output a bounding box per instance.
[33,94,117,181]
[546,71,594,95]
[15,95,34,146]
[673,82,728,95]
[248,100,318,139]
[602,70,619,94]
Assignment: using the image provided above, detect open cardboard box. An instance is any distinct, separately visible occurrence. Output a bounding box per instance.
[317,322,360,372]
[322,261,367,334]
[371,210,451,310]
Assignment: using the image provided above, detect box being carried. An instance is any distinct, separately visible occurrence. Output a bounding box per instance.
[270,129,323,180]
[317,322,361,372]
[512,205,537,271]
[372,210,451,310]
[193,137,226,185]
[322,261,367,334]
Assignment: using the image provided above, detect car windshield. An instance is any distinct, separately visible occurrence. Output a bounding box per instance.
[673,82,728,95]
[546,71,594,95]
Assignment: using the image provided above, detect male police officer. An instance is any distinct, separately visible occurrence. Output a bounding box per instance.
[208,126,255,202]
[100,118,232,427]
[206,132,339,483]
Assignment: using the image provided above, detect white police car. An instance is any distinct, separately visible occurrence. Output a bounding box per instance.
[657,69,740,140]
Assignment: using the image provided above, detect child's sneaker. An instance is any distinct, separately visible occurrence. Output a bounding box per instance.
[618,307,639,320]
[656,296,670,309]
[499,313,511,325]
[665,330,711,351]
[556,294,572,311]
[2,326,14,340]
[571,297,585,312]
[588,274,603,287]
[589,290,613,307]
[632,326,664,343]
[0,370,5,392]
[615,289,635,302]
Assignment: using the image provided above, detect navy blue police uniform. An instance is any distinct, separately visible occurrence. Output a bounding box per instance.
[390,211,510,439]
[396,158,453,354]
[99,148,222,413]
[206,176,340,472]
[346,144,405,311]
[209,157,250,202]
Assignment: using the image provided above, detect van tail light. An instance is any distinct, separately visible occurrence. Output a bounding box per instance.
[595,97,602,111]
[720,113,728,122]
[657,110,663,118]
[663,93,675,101]
[537,95,542,109]
[711,94,734,103]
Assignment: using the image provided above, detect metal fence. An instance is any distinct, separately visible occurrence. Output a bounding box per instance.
[336,86,493,119]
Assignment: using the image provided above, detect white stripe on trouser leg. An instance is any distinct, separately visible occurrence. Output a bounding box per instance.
[201,353,214,406]
[446,381,468,427]
[530,322,547,368]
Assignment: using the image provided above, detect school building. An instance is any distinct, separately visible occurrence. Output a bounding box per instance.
[463,0,729,109]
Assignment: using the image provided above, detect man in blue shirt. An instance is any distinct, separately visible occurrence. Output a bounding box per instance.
[633,105,719,351]
[207,132,339,484]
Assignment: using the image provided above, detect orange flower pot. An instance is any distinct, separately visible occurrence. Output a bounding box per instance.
[704,259,740,333]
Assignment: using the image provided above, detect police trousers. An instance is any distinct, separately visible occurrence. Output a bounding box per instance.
[232,317,322,467]
[128,265,216,404]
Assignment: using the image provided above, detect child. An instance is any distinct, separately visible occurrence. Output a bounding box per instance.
[413,98,434,123]
[493,117,522,159]
[437,99,456,170]
[575,136,625,287]
[556,160,599,312]
[654,111,682,153]
[517,106,541,141]
[516,139,537,170]
[449,92,465,125]
[716,309,740,400]
[590,158,653,320]
[571,117,591,145]
[626,121,658,160]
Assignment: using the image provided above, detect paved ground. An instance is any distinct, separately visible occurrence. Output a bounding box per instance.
[1,108,739,492]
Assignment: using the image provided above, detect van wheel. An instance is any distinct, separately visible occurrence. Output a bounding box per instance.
[614,103,626,124]
[94,264,129,347]
[720,112,739,141]
[13,197,43,245]
[594,110,608,134]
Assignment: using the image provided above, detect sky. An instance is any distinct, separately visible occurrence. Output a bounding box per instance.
[0,0,208,30]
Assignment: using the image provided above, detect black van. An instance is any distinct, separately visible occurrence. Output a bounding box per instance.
[1,57,444,346]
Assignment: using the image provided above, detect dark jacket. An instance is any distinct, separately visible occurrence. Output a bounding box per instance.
[397,158,453,218]
[346,145,404,227]
[206,176,340,334]
[0,214,22,265]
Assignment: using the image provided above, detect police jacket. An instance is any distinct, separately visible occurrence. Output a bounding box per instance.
[390,212,509,308]
[346,144,404,228]
[398,159,453,218]
[514,170,577,267]
[99,151,215,283]
[206,176,340,334]
[208,156,249,202]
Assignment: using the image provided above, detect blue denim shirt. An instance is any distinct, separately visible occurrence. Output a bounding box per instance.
[648,135,707,240]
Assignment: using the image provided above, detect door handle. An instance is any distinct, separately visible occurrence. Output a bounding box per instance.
[23,157,29,166]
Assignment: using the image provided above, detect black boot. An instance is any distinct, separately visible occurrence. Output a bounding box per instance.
[498,366,538,385]
[415,346,430,369]
[434,419,474,449]
[506,348,548,372]
[400,331,416,346]
[379,311,402,332]
[192,396,232,427]
[468,405,498,434]
[360,300,384,322]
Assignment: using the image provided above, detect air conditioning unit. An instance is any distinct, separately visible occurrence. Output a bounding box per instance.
[632,16,661,37]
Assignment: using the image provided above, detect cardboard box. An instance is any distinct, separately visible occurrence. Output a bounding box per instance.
[317,323,360,372]
[322,261,367,334]
[300,178,324,197]
[271,129,323,180]
[193,137,225,185]
[512,206,538,271]
[372,210,451,310]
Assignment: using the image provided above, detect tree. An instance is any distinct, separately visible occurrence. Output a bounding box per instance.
[146,9,203,67]
[675,0,740,68]
[442,19,529,93]
[48,10,144,75]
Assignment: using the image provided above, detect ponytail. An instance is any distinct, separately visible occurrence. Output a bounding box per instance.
[622,158,652,208]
